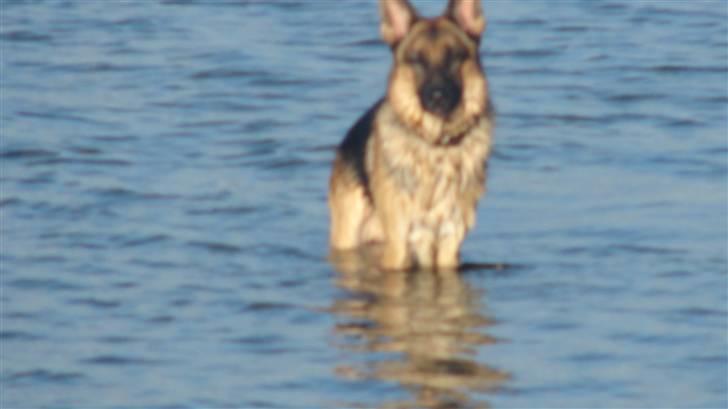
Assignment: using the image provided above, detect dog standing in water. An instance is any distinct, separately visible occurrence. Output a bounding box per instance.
[329,0,493,271]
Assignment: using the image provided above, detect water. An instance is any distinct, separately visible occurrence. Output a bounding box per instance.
[1,0,726,407]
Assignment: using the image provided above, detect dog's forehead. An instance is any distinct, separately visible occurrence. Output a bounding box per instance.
[403,18,473,59]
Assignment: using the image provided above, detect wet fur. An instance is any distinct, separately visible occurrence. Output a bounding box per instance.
[329,0,493,271]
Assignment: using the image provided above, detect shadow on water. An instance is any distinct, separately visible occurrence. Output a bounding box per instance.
[328,247,511,409]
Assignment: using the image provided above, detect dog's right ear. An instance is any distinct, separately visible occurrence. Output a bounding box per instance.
[446,0,486,40]
[379,0,418,47]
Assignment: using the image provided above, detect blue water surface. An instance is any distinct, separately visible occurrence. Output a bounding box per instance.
[1,1,726,408]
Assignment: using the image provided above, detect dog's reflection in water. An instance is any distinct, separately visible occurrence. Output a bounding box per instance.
[330,246,510,409]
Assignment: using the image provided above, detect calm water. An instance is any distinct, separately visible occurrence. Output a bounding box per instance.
[1,1,726,408]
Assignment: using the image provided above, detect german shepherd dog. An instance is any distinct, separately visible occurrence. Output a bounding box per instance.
[329,0,493,271]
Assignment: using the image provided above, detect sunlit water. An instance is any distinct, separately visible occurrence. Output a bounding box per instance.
[1,1,726,408]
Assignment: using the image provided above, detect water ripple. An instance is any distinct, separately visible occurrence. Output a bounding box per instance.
[648,64,727,74]
[67,298,122,309]
[81,355,163,367]
[6,370,84,385]
[120,234,171,248]
[29,157,132,167]
[187,240,243,254]
[16,110,116,126]
[0,149,58,160]
[0,331,44,341]
[51,62,153,73]
[244,302,294,312]
[190,68,270,80]
[186,206,258,216]
[90,187,177,201]
[0,30,53,43]
[226,334,284,345]
[489,48,562,58]
[604,92,667,102]
[8,278,85,292]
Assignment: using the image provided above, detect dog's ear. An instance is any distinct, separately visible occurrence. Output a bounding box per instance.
[379,0,418,46]
[446,0,486,40]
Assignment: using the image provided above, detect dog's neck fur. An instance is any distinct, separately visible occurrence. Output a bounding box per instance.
[386,99,487,146]
[377,102,492,149]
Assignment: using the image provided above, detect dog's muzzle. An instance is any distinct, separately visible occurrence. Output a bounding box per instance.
[419,78,461,117]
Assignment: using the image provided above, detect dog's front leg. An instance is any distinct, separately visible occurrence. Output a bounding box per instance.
[380,214,412,271]
[435,222,465,271]
[411,226,436,270]
[376,192,413,271]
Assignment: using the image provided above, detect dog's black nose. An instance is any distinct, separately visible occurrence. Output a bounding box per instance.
[420,81,460,117]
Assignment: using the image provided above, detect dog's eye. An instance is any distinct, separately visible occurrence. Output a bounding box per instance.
[406,53,428,69]
[448,50,468,71]
[451,49,468,62]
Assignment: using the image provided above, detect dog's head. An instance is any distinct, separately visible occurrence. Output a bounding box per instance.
[380,0,489,143]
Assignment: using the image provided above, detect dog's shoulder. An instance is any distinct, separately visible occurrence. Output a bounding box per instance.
[337,98,385,188]
[339,98,384,157]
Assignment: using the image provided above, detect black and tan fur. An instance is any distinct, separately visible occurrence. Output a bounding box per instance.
[329,0,493,271]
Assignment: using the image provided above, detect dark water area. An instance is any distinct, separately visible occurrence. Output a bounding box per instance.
[1,0,726,408]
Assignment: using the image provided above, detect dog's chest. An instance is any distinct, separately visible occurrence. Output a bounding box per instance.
[392,139,472,198]
[408,149,470,238]
[372,115,491,235]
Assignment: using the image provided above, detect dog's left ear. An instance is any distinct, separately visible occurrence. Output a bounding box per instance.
[380,0,418,47]
[446,0,486,40]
